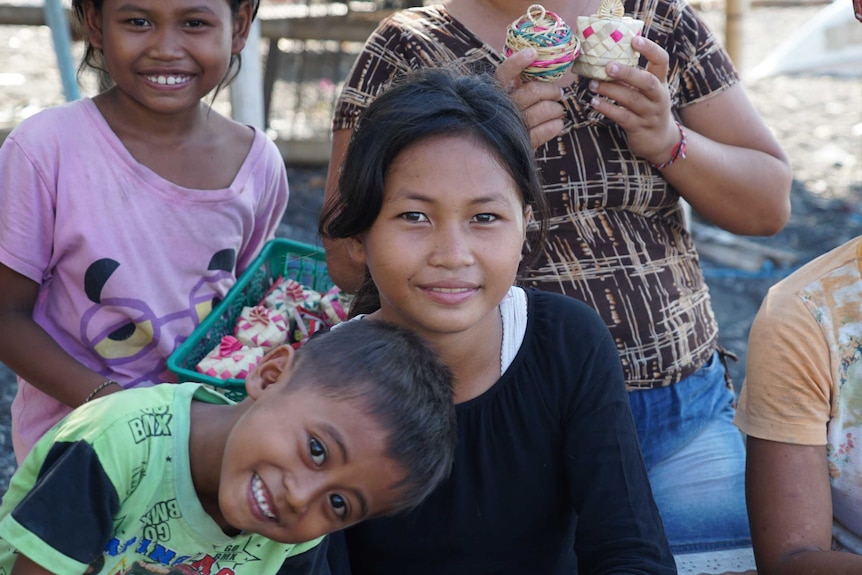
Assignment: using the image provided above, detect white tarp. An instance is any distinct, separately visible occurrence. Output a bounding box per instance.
[746,0,862,80]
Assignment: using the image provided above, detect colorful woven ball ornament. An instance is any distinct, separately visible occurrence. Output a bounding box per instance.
[572,0,645,80]
[502,4,581,81]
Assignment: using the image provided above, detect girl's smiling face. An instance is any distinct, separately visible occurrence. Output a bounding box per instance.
[83,0,251,115]
[347,134,529,342]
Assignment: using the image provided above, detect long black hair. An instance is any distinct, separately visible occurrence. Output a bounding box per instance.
[319,66,550,315]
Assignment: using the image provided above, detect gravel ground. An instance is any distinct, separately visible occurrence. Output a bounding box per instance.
[0,2,860,496]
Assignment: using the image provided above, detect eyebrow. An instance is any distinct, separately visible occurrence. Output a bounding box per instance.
[320,422,370,518]
[114,3,216,14]
[390,191,515,206]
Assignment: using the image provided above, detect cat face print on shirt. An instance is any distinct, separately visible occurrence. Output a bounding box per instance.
[78,249,236,386]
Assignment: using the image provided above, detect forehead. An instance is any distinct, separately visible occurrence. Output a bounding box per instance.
[102,0,232,12]
[386,135,522,203]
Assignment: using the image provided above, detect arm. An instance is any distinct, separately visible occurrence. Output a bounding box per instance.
[560,302,675,573]
[321,130,367,293]
[11,554,57,575]
[746,437,862,574]
[589,36,792,236]
[236,137,290,275]
[0,264,115,407]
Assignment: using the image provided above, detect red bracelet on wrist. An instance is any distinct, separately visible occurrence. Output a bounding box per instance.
[649,121,687,170]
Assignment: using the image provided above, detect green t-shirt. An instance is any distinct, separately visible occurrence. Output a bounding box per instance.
[0,383,324,574]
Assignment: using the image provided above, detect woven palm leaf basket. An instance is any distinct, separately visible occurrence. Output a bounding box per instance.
[572,0,645,80]
[502,4,581,81]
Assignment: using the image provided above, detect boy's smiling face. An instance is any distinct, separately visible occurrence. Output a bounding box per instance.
[217,349,408,543]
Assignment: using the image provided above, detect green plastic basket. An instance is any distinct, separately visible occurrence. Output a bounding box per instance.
[167,238,333,401]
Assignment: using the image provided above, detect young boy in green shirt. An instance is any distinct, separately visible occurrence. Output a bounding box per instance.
[0,320,456,574]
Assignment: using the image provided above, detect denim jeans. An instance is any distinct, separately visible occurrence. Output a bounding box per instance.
[628,352,751,554]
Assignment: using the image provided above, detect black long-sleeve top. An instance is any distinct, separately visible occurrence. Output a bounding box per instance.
[329,289,676,574]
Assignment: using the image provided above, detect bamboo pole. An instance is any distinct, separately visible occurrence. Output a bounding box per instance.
[725,0,749,67]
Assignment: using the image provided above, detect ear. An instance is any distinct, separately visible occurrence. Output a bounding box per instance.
[345,235,368,267]
[520,205,533,261]
[82,1,104,51]
[230,1,255,55]
[523,205,533,237]
[245,344,295,400]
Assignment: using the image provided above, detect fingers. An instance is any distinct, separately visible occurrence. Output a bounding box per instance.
[498,49,566,147]
[587,37,670,121]
[586,36,677,161]
[632,36,669,81]
[529,117,566,149]
[497,48,537,90]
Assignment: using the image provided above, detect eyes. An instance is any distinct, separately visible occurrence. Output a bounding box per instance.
[124,17,211,30]
[329,494,348,518]
[308,437,326,466]
[307,437,350,520]
[399,211,499,223]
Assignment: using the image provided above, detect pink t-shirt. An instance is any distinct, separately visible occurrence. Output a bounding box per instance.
[0,99,289,457]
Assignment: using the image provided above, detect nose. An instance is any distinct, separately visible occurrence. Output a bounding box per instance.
[428,223,476,269]
[283,471,326,516]
[147,26,185,61]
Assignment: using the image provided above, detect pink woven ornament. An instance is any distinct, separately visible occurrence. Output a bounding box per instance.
[262,276,308,312]
[572,0,645,80]
[195,335,265,380]
[234,305,288,349]
[319,287,348,326]
[502,4,581,81]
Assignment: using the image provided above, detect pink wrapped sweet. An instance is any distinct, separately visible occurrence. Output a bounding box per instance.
[290,306,327,348]
[262,276,308,313]
[196,335,264,380]
[319,287,348,326]
[233,305,288,349]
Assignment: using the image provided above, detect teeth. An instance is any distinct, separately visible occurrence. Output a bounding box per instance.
[146,74,189,86]
[251,473,276,519]
[430,287,469,293]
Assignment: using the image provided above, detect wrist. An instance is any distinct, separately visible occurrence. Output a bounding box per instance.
[85,379,120,403]
[649,121,687,170]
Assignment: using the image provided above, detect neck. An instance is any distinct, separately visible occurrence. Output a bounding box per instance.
[94,87,211,145]
[188,400,250,528]
[371,310,504,404]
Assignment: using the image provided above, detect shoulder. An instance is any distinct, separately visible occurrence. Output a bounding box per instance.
[376,6,451,34]
[774,237,862,300]
[750,237,862,357]
[254,127,287,168]
[526,288,612,339]
[3,99,95,151]
[737,239,862,443]
[521,289,620,375]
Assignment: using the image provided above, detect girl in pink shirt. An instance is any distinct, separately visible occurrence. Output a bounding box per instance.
[0,0,288,460]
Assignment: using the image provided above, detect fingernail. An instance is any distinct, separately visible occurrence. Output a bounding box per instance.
[524,48,537,59]
[591,96,600,107]
[589,80,598,92]
[608,64,619,76]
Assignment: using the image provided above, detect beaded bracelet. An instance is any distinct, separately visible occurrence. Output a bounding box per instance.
[85,379,119,403]
[649,121,687,170]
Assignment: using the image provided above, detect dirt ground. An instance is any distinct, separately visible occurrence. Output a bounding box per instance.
[0,1,860,501]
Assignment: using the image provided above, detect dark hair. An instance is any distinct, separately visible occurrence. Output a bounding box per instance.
[289,320,457,514]
[318,66,549,315]
[71,0,259,94]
